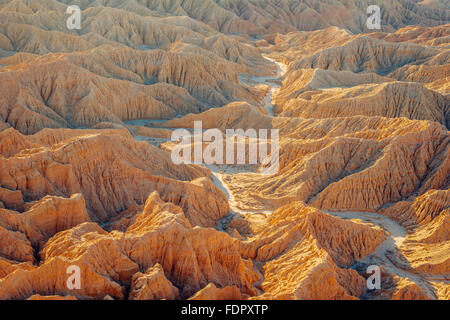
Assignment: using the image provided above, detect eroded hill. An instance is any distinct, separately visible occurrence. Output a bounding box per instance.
[0,0,448,301]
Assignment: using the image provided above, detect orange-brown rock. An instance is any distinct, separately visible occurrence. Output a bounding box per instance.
[160,104,449,213]
[27,294,77,300]
[242,202,386,266]
[0,128,228,226]
[189,283,242,300]
[0,257,33,279]
[276,81,448,128]
[0,119,9,132]
[389,64,449,96]
[370,269,430,300]
[161,101,272,131]
[270,26,449,124]
[390,279,430,300]
[0,127,41,157]
[108,203,145,232]
[0,0,449,302]
[380,190,449,279]
[0,43,269,134]
[0,187,23,211]
[0,193,90,265]
[0,252,127,300]
[269,27,354,65]
[253,243,366,300]
[121,192,259,297]
[241,202,386,299]
[0,193,259,299]
[431,281,450,300]
[0,0,448,45]
[289,36,441,76]
[368,25,450,47]
[381,189,450,231]
[130,264,179,300]
[0,224,33,263]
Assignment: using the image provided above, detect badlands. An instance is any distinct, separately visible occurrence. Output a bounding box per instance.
[0,0,449,301]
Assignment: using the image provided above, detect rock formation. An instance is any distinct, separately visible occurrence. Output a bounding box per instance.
[0,47,266,134]
[27,294,78,300]
[157,103,449,214]
[379,190,449,297]
[0,192,259,300]
[0,0,448,301]
[189,283,242,300]
[276,79,448,128]
[129,264,180,300]
[0,127,229,226]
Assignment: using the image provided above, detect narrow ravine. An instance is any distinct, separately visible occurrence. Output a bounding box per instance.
[128,56,436,299]
[325,211,436,299]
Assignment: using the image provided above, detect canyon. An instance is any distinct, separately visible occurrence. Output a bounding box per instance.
[0,0,448,301]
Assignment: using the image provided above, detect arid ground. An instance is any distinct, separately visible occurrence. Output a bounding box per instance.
[0,0,449,300]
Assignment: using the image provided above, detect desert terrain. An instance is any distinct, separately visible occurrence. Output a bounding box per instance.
[0,0,448,300]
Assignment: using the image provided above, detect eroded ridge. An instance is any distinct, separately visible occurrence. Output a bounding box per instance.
[0,0,448,301]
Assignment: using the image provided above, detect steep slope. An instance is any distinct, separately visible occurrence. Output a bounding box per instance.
[0,0,448,302]
[161,104,449,213]
[277,81,449,128]
[0,192,259,299]
[0,128,229,226]
[289,36,442,76]
[368,24,450,47]
[380,190,449,289]
[242,202,386,300]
